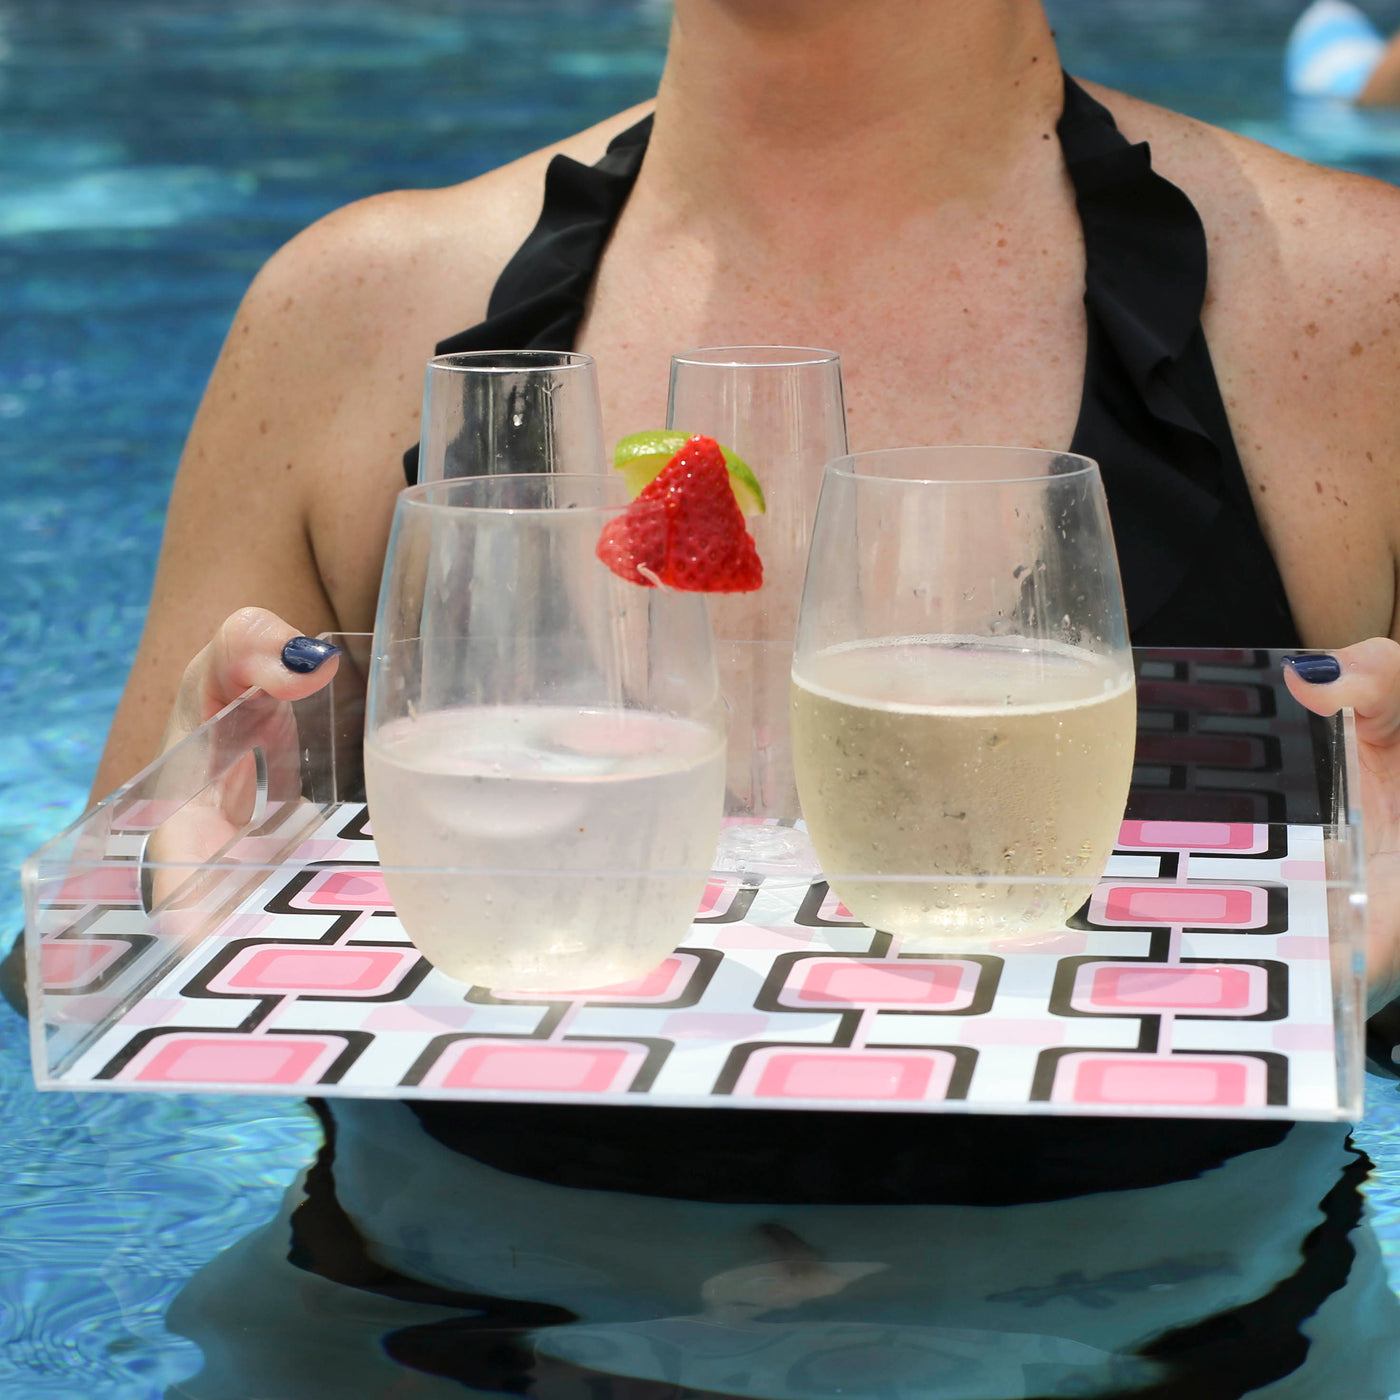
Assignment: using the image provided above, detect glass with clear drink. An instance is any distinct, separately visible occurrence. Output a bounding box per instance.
[416,349,605,482]
[365,474,726,990]
[790,447,1136,941]
[667,347,847,859]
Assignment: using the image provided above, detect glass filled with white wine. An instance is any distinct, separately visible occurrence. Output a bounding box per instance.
[790,447,1136,941]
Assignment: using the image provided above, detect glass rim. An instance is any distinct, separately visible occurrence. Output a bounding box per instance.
[671,345,841,369]
[425,350,596,375]
[825,445,1100,486]
[396,472,626,516]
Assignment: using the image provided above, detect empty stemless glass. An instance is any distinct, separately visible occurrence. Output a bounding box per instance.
[417,350,606,481]
[365,474,726,991]
[790,447,1137,941]
[667,347,848,836]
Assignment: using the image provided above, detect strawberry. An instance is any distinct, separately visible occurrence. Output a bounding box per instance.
[596,435,763,593]
[595,496,667,586]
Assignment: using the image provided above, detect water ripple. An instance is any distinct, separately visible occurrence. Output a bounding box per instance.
[0,1010,318,1397]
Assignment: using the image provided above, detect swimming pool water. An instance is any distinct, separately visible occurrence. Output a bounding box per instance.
[6,1,1400,1395]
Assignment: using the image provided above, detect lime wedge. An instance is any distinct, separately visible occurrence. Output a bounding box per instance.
[717,447,767,517]
[612,430,767,516]
[612,430,686,500]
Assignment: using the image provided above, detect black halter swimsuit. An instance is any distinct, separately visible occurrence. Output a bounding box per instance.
[408,73,1301,651]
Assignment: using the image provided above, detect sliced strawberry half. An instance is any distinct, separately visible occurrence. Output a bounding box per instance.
[596,435,763,593]
[595,496,667,586]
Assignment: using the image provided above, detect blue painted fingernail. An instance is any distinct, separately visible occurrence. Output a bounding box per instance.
[1283,654,1341,684]
[281,637,341,674]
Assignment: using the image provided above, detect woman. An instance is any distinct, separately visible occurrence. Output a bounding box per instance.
[88,0,1400,791]
[58,1,1400,1395]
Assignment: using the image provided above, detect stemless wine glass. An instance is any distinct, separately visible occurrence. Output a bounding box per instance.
[364,474,726,991]
[791,447,1137,941]
[667,347,848,833]
[417,350,606,481]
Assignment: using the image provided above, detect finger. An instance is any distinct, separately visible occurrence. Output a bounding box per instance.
[1282,637,1400,746]
[192,607,341,723]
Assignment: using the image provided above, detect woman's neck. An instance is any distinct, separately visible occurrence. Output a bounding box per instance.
[646,0,1063,225]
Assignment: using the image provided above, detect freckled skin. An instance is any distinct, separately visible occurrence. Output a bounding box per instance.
[87,0,1400,799]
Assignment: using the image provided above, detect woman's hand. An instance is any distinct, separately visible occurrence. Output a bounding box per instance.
[141,609,342,907]
[160,606,342,754]
[3,610,344,1015]
[1283,639,1400,1013]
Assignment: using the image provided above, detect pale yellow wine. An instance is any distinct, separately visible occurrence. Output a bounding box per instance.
[790,636,1136,940]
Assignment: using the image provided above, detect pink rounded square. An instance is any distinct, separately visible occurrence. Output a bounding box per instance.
[1092,884,1264,928]
[57,866,142,905]
[1079,963,1267,1014]
[747,1050,955,1101]
[429,1041,640,1093]
[41,938,128,989]
[210,946,415,997]
[125,1034,342,1085]
[1117,821,1264,853]
[293,869,393,910]
[785,959,978,1009]
[1059,1054,1266,1107]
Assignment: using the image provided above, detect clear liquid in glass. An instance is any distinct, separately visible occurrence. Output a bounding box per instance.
[365,705,725,989]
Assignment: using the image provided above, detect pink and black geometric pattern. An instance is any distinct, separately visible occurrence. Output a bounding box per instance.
[37,801,1343,1119]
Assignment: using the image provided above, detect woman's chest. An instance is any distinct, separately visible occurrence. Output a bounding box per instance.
[578,209,1089,456]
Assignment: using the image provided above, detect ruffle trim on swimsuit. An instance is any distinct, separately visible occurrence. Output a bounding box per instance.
[480,115,654,341]
[1059,75,1299,646]
[401,118,651,483]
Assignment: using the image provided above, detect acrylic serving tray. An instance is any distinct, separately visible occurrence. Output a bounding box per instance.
[22,645,1368,1120]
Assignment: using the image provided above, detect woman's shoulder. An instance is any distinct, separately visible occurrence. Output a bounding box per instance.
[1083,80,1400,644]
[1082,79,1400,314]
[144,103,655,664]
[235,102,654,357]
[1087,80,1400,452]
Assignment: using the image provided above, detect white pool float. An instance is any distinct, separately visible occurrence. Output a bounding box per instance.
[1285,0,1387,99]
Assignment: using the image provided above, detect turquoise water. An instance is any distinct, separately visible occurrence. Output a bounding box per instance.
[6,1,1400,1395]
[0,1014,318,1394]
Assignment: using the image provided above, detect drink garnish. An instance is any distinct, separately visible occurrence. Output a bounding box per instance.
[613,430,766,516]
[596,434,764,592]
